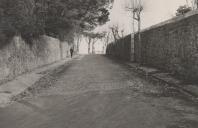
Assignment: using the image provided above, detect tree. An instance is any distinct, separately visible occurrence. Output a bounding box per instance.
[0,0,41,43]
[75,34,82,54]
[83,32,105,54]
[103,32,110,53]
[176,5,192,16]
[38,0,112,40]
[109,24,123,43]
[0,0,114,45]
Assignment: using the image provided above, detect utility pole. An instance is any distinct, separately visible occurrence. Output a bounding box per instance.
[186,0,189,6]
[192,0,198,9]
[195,0,198,9]
[130,0,143,62]
[131,0,135,61]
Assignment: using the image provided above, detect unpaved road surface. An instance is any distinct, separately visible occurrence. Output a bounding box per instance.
[0,55,198,128]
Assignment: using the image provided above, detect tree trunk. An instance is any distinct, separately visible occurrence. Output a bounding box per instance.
[88,38,91,54]
[92,42,95,54]
[111,29,117,43]
[76,37,80,53]
[59,42,64,59]
[104,33,110,53]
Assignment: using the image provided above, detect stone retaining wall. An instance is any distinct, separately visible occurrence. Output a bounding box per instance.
[106,35,132,61]
[134,10,198,83]
[0,35,71,84]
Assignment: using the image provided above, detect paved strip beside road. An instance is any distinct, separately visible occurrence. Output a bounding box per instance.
[0,56,78,107]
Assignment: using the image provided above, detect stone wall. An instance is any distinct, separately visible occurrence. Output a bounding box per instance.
[134,10,198,82]
[60,41,72,59]
[0,35,71,84]
[106,35,132,61]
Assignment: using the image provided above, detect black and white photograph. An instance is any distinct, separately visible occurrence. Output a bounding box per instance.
[0,0,198,127]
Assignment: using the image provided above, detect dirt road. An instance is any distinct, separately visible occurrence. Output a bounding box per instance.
[0,55,198,128]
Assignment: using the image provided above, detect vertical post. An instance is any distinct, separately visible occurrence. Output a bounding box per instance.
[59,41,63,59]
[138,13,141,63]
[88,38,91,54]
[131,0,135,61]
[138,0,142,64]
[192,0,198,9]
[92,42,94,54]
[131,0,142,62]
[76,35,80,54]
[186,0,189,6]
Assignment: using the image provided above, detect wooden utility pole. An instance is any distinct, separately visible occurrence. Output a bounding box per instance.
[195,0,198,9]
[129,0,143,62]
[130,0,135,61]
[186,0,189,6]
[192,0,198,9]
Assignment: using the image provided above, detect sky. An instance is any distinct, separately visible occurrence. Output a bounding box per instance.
[79,0,190,54]
[107,0,188,34]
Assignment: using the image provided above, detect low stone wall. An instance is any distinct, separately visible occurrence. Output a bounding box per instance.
[134,10,198,83]
[0,35,71,84]
[106,35,132,61]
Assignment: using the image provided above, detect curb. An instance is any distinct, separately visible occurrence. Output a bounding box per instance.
[126,62,198,98]
[0,55,80,108]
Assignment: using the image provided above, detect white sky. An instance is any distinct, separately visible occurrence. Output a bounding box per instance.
[79,0,191,54]
[107,0,189,34]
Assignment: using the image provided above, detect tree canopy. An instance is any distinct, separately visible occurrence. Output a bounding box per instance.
[0,0,113,44]
[176,5,192,16]
[83,31,106,54]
